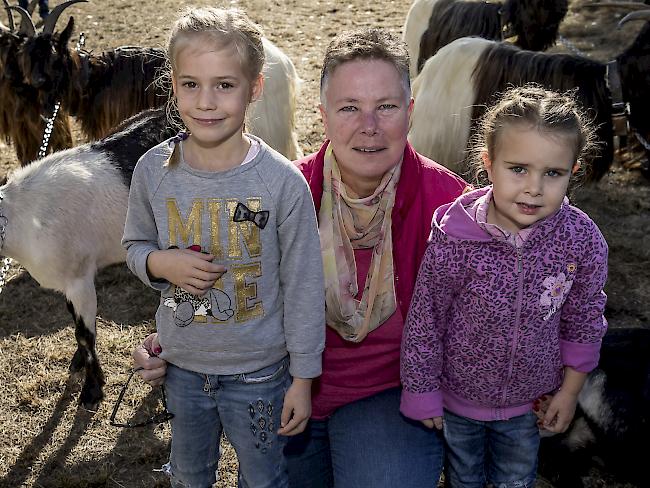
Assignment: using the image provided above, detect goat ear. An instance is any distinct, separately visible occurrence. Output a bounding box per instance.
[58,16,75,48]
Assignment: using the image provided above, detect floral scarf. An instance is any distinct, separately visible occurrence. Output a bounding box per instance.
[319,145,401,342]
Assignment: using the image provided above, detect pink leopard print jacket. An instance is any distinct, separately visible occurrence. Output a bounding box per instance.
[400,187,608,422]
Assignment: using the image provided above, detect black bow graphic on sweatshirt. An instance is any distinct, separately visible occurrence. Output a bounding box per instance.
[233,202,269,229]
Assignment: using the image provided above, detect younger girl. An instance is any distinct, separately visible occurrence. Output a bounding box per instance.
[400,85,608,487]
[122,7,324,487]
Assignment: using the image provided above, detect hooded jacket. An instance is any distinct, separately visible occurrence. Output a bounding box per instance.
[400,187,608,421]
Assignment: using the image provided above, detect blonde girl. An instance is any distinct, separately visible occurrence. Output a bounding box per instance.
[400,85,608,488]
[122,7,324,487]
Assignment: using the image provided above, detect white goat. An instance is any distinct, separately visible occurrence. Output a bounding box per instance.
[403,0,437,78]
[249,38,303,161]
[0,109,171,409]
[408,36,486,176]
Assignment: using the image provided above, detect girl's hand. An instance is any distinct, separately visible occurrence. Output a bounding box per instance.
[132,333,167,386]
[278,378,312,436]
[421,417,443,430]
[540,389,578,433]
[147,248,227,295]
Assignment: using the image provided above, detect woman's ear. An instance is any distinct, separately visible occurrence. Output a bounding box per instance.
[482,151,494,182]
[572,161,581,174]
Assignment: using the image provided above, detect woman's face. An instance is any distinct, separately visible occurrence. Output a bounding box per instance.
[319,59,413,197]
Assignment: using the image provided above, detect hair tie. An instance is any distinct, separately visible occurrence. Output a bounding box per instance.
[169,130,189,147]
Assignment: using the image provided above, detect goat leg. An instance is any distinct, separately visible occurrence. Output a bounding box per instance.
[65,282,105,410]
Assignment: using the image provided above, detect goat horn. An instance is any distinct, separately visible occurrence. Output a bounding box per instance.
[619,9,650,25]
[6,6,35,37]
[2,0,14,31]
[582,2,649,8]
[42,0,87,35]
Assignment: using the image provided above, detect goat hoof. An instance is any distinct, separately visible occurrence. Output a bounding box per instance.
[79,382,104,411]
[69,348,85,373]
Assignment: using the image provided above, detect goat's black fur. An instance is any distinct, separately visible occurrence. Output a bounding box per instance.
[93,107,174,185]
[470,43,613,179]
[416,0,568,73]
[18,16,168,142]
[538,328,650,487]
[469,22,650,179]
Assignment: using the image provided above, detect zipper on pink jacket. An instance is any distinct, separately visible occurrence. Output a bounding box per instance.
[500,245,525,416]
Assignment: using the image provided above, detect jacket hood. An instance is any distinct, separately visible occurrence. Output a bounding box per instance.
[433,187,493,242]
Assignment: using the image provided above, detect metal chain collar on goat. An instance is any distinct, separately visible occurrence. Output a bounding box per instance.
[0,195,10,295]
[37,101,61,160]
[606,60,629,138]
[36,33,86,160]
[557,35,589,58]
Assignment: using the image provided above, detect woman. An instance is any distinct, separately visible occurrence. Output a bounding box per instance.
[133,27,467,487]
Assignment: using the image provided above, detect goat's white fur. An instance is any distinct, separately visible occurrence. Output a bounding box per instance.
[408,36,489,176]
[249,38,303,161]
[1,147,128,334]
[402,0,438,78]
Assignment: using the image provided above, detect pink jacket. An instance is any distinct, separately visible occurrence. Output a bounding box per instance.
[401,187,608,421]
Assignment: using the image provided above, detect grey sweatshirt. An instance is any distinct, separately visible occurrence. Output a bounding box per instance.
[122,136,325,378]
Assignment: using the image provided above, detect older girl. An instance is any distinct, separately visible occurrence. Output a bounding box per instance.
[400,85,608,487]
[122,7,324,487]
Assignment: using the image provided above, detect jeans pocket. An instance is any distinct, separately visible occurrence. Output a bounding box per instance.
[239,356,288,384]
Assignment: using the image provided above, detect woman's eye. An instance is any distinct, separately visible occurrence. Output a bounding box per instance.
[218,82,234,90]
[510,166,525,174]
[340,106,357,112]
[379,104,397,110]
[182,81,197,89]
[546,170,561,177]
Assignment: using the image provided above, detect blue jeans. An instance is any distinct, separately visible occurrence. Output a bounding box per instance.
[285,387,444,488]
[443,410,540,488]
[164,357,291,488]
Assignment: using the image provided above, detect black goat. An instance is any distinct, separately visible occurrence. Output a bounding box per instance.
[0,1,73,164]
[538,327,650,487]
[10,1,303,159]
[11,1,169,142]
[408,7,650,180]
[403,0,568,77]
[0,108,174,409]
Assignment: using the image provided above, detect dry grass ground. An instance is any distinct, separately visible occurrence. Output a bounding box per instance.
[0,0,648,486]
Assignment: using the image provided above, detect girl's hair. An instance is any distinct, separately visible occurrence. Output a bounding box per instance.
[468,84,600,188]
[161,6,265,166]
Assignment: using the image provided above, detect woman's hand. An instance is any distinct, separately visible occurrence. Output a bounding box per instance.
[132,333,167,386]
[147,248,227,296]
[421,417,443,430]
[278,377,312,436]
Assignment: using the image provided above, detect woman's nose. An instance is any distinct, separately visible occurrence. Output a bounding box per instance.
[360,111,378,136]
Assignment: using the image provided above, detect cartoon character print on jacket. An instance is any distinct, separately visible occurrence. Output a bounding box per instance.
[162,201,270,328]
[162,245,235,327]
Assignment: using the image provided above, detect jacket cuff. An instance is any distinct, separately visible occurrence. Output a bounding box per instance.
[400,389,443,420]
[560,338,601,373]
[288,351,322,379]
